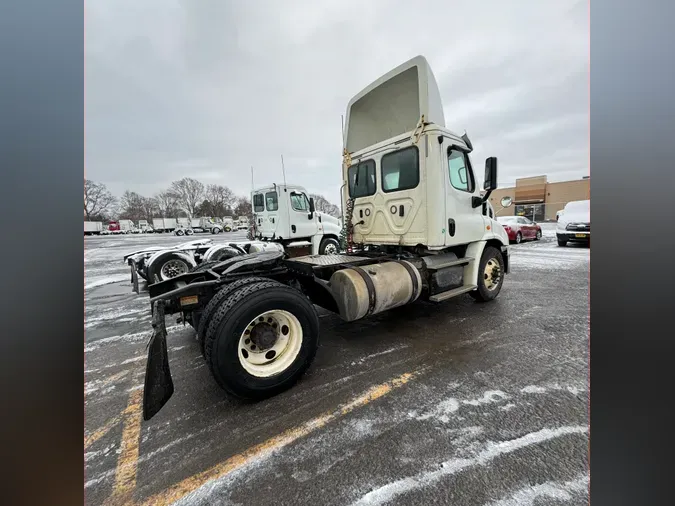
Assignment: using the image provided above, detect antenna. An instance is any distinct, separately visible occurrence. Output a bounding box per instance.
[341,115,346,149]
[280,154,287,187]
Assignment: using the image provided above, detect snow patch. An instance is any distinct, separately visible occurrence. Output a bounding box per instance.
[462,390,510,406]
[485,473,589,506]
[350,425,588,506]
[521,385,547,394]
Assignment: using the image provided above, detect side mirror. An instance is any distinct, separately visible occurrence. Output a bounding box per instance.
[483,157,498,191]
[500,196,513,208]
[308,197,315,219]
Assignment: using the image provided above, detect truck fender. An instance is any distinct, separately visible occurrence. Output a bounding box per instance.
[463,241,487,288]
[146,250,197,271]
[202,244,243,262]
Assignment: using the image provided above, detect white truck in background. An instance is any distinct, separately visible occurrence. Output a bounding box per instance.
[138,220,154,233]
[174,217,226,236]
[152,218,178,233]
[84,221,103,236]
[251,184,342,256]
[118,219,141,234]
[222,216,234,232]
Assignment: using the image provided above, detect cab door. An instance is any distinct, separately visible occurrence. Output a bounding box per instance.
[288,191,319,239]
[442,139,486,246]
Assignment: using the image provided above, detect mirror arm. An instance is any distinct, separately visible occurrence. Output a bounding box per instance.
[472,189,493,209]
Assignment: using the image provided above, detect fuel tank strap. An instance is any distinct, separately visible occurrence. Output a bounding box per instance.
[350,266,377,316]
[391,260,419,303]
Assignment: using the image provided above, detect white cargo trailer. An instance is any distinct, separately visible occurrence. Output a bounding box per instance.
[152,218,178,233]
[84,221,103,236]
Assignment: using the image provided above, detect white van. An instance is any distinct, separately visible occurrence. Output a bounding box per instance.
[556,200,590,247]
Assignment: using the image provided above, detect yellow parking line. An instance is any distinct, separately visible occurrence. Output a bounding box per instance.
[139,371,417,506]
[103,388,144,506]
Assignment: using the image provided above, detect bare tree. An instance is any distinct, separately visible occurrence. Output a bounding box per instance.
[233,196,253,221]
[168,178,205,218]
[309,194,341,218]
[205,184,236,217]
[84,179,117,220]
[155,190,179,217]
[141,196,159,222]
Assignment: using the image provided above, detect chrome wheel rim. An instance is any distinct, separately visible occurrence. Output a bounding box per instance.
[484,258,502,291]
[324,242,338,254]
[160,259,189,280]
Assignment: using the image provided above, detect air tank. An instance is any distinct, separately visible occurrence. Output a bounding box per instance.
[329,261,422,322]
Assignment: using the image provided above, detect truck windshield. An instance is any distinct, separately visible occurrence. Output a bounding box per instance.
[348,160,376,198]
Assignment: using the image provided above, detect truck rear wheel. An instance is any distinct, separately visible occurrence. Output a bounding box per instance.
[204,281,319,400]
[147,253,193,283]
[469,246,505,302]
[197,277,281,357]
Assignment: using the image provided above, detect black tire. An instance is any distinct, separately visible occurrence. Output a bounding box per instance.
[557,237,568,247]
[211,227,222,235]
[175,229,185,236]
[147,253,192,284]
[204,281,319,399]
[469,246,505,302]
[197,277,281,357]
[319,237,340,255]
[514,232,522,244]
[535,229,542,240]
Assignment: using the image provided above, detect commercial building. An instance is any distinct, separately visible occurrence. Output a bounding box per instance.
[488,175,590,221]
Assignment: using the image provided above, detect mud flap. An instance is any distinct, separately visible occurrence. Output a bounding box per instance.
[143,301,174,420]
[130,262,140,294]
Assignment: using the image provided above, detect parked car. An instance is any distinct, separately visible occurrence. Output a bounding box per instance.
[497,216,542,244]
[556,199,590,247]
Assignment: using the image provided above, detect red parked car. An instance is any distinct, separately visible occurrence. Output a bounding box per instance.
[497,216,542,244]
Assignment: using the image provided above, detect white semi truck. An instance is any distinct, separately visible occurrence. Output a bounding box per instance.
[140,55,513,420]
[251,184,342,256]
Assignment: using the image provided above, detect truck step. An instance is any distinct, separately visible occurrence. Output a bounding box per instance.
[425,256,474,271]
[428,284,477,302]
[287,241,312,248]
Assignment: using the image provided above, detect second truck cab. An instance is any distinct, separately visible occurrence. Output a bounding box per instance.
[252,184,341,255]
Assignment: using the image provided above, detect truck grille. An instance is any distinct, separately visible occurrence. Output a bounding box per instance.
[566,223,590,232]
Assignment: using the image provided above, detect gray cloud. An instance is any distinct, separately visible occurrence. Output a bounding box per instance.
[85,0,589,203]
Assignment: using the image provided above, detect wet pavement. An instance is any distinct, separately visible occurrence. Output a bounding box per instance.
[85,224,589,506]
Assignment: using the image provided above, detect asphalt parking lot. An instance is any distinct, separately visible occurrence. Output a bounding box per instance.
[85,223,589,506]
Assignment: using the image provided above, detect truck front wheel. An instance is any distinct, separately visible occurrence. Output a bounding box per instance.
[319,237,340,255]
[204,281,319,399]
[469,246,505,302]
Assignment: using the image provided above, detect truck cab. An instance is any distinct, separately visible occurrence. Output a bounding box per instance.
[343,55,508,254]
[252,184,341,255]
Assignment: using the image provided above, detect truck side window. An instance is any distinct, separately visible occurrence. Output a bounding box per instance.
[348,159,376,198]
[381,146,419,193]
[253,194,264,212]
[448,149,475,193]
[290,192,309,212]
[265,191,278,211]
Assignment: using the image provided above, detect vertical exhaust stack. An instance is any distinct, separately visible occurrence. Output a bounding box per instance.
[329,261,423,322]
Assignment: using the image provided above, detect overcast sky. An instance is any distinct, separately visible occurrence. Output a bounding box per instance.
[85,0,588,205]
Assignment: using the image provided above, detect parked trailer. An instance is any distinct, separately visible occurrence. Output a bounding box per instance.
[118,219,140,234]
[139,55,513,420]
[152,218,178,233]
[84,221,103,236]
[124,238,284,292]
